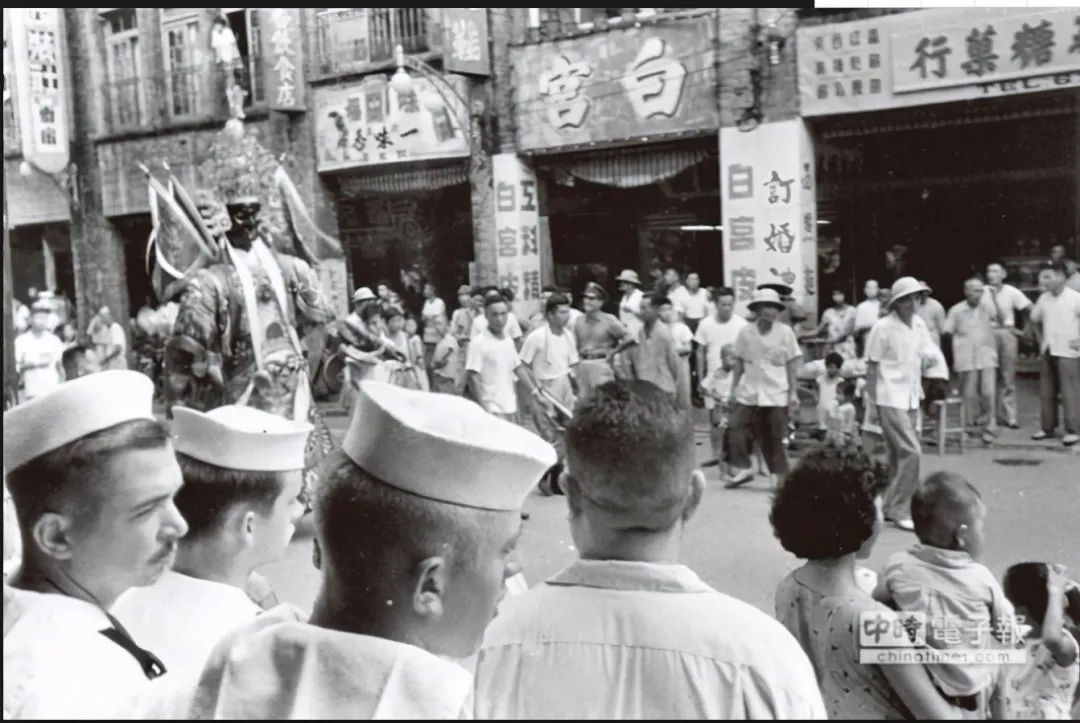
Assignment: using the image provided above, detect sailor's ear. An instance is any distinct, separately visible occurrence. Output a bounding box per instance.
[412,556,447,619]
[33,512,77,561]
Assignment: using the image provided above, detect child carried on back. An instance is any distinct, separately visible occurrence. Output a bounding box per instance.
[873,472,1019,715]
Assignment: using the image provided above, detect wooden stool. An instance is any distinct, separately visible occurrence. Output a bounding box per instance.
[932,397,966,456]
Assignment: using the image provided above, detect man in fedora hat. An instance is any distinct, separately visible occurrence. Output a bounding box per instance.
[725,288,802,488]
[750,283,809,329]
[573,282,629,404]
[864,277,939,531]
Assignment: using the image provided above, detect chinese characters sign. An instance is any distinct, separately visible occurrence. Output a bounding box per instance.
[8,9,68,174]
[510,18,717,152]
[259,9,305,112]
[443,8,490,77]
[719,121,817,320]
[492,153,543,321]
[798,8,1080,116]
[314,74,470,172]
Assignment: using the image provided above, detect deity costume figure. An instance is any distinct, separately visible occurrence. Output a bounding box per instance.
[149,133,343,508]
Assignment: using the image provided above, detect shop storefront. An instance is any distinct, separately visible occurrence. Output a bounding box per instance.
[508,11,721,302]
[3,160,73,304]
[795,7,1080,311]
[313,72,475,312]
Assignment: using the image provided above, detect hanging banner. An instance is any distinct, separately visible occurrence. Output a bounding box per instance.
[491,153,542,321]
[797,7,1080,117]
[720,120,817,320]
[9,9,69,175]
[260,8,306,112]
[443,8,491,77]
[314,74,470,172]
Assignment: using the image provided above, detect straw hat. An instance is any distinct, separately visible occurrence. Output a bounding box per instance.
[887,277,925,307]
[614,270,642,286]
[747,288,786,312]
[757,282,793,299]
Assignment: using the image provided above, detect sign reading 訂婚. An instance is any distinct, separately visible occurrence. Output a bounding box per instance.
[9,9,69,174]
[260,8,305,112]
[719,121,817,321]
[510,17,718,153]
[314,75,471,172]
[492,153,542,321]
[443,8,490,77]
[797,7,1080,117]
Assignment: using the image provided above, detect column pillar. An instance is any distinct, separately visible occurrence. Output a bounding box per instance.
[720,119,818,323]
[65,8,130,334]
[468,78,498,288]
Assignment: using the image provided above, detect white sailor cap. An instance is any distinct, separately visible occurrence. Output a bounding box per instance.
[172,405,313,473]
[343,381,557,512]
[3,370,156,472]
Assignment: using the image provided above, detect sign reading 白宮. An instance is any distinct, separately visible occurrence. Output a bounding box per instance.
[491,154,542,322]
[719,121,817,321]
[260,8,305,112]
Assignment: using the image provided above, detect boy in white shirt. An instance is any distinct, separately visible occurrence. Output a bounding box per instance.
[814,352,845,441]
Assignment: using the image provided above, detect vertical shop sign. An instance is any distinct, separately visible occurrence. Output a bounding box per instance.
[261,8,306,112]
[9,9,69,174]
[492,153,542,321]
[720,121,817,320]
[443,8,491,77]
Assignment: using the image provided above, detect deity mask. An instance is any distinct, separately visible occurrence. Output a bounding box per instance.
[226,196,262,248]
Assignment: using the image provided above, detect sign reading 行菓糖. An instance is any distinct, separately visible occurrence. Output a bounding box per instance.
[314,75,471,172]
[510,17,717,153]
[720,121,817,321]
[491,154,543,322]
[797,7,1080,117]
[260,8,305,112]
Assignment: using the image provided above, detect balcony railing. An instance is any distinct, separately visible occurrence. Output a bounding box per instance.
[314,8,441,77]
[98,57,266,136]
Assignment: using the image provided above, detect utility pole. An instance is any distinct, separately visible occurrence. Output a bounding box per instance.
[3,168,16,409]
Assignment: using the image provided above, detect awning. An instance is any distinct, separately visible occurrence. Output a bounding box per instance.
[338,160,468,197]
[536,140,715,189]
[4,159,71,227]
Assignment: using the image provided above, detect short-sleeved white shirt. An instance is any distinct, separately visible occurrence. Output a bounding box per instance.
[14,331,65,400]
[519,327,578,381]
[1030,286,1080,358]
[865,313,936,410]
[980,283,1031,329]
[465,329,521,414]
[471,312,523,341]
[670,286,712,321]
[733,322,801,407]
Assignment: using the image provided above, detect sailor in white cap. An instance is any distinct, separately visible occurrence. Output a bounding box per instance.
[3,371,188,718]
[172,381,556,719]
[14,300,66,402]
[111,405,312,677]
[864,277,939,531]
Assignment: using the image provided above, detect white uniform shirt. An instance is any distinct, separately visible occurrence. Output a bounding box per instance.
[471,312,523,341]
[519,326,578,381]
[1031,286,1080,358]
[980,283,1031,329]
[619,289,644,337]
[14,331,65,400]
[865,313,937,410]
[466,329,521,414]
[111,570,261,677]
[91,320,129,371]
[4,589,153,719]
[670,286,712,321]
[732,322,802,407]
[854,299,882,332]
[695,314,747,400]
[474,560,826,720]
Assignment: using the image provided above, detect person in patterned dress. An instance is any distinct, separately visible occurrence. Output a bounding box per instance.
[165,194,337,511]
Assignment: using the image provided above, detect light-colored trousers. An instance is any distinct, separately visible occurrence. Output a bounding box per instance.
[576,359,615,404]
[1040,354,1080,435]
[530,375,576,462]
[879,406,922,522]
[957,367,997,434]
[992,329,1020,425]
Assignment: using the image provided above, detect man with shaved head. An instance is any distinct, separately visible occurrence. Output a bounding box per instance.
[474,380,824,719]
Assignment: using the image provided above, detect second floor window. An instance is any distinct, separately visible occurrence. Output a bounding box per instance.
[102,9,143,129]
[163,11,201,118]
[224,9,263,106]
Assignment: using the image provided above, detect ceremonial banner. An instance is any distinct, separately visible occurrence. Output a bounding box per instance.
[491,153,542,321]
[260,8,305,112]
[8,9,69,175]
[720,121,817,321]
[798,7,1080,117]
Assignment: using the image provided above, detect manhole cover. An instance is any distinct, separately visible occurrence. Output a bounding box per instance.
[993,458,1043,467]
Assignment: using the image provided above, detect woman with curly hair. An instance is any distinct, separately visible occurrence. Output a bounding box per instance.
[770,441,966,719]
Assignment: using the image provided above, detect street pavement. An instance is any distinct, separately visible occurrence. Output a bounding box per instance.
[262,407,1079,617]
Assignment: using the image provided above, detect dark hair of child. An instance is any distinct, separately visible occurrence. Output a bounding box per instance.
[910,471,982,550]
